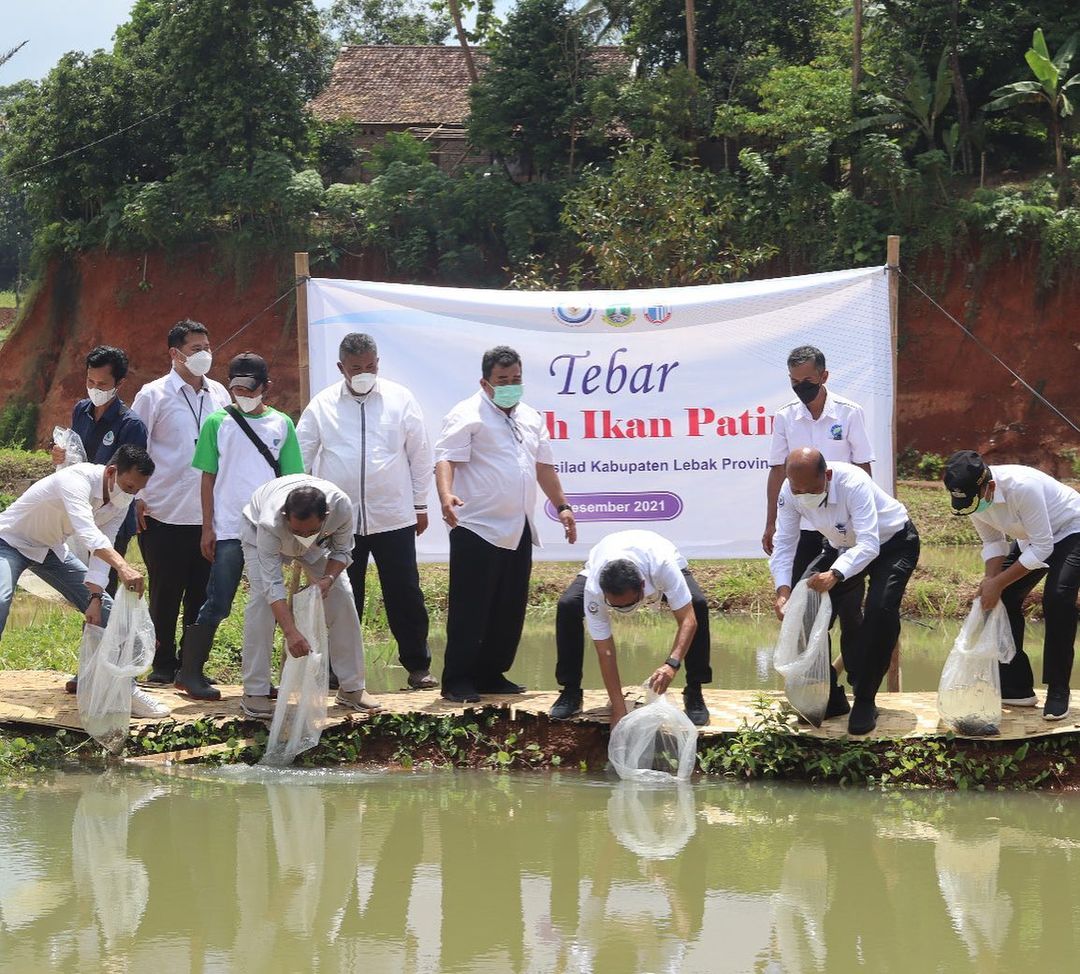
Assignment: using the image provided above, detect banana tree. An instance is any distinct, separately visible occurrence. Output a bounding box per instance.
[986,28,1080,208]
[853,51,952,150]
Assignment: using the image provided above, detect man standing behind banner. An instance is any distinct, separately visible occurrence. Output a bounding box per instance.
[770,449,920,735]
[297,333,437,690]
[435,345,577,702]
[131,319,230,685]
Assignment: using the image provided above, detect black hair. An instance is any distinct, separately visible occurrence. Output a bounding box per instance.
[482,345,521,380]
[597,558,644,597]
[85,345,129,382]
[167,319,210,349]
[339,333,377,360]
[787,345,826,371]
[815,451,827,475]
[283,485,329,521]
[109,444,155,477]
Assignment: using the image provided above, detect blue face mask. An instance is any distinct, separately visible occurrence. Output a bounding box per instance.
[491,384,523,409]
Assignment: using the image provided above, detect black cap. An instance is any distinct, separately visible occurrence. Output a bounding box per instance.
[228,352,269,390]
[943,450,989,513]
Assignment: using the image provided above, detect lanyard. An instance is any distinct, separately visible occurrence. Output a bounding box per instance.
[179,385,206,445]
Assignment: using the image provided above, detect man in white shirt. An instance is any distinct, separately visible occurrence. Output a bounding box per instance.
[131,320,230,685]
[771,449,920,735]
[435,345,577,703]
[763,346,875,684]
[943,450,1080,720]
[297,333,436,690]
[549,529,712,727]
[240,475,380,718]
[0,445,168,717]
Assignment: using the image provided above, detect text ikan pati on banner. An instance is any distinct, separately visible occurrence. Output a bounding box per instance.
[306,268,892,561]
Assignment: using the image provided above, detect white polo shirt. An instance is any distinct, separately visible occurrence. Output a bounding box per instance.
[769,389,875,466]
[0,463,130,589]
[297,377,433,537]
[969,464,1080,570]
[770,462,909,587]
[434,391,555,550]
[130,369,230,525]
[580,530,691,641]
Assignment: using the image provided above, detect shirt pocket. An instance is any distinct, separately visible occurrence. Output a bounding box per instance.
[370,420,402,465]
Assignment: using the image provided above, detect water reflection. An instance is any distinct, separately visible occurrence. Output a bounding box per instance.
[1,772,1079,972]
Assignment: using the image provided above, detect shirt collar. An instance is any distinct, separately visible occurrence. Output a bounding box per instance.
[479,389,518,419]
[338,378,380,402]
[167,367,208,395]
[794,387,834,422]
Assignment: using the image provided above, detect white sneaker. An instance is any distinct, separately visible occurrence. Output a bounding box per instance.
[1001,694,1039,707]
[131,686,171,719]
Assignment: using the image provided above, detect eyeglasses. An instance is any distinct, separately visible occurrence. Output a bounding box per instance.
[604,589,644,614]
[504,415,523,444]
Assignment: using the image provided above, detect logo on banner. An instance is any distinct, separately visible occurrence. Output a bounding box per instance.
[644,305,672,325]
[552,305,595,327]
[602,306,635,327]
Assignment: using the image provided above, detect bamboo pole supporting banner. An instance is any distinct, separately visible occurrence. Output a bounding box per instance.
[887,235,901,692]
[295,252,311,409]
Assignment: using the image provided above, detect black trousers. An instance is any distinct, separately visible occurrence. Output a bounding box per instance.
[347,525,431,673]
[138,517,212,671]
[792,528,864,687]
[554,569,713,689]
[812,520,920,702]
[998,532,1080,693]
[442,524,532,691]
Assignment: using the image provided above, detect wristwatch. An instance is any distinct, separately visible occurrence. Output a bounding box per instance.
[556,503,573,514]
[664,656,681,671]
[829,568,845,582]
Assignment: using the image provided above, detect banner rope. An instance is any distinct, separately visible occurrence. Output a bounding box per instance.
[897,267,1080,436]
[215,279,303,354]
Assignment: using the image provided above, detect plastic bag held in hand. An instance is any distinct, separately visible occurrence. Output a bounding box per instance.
[77,589,156,754]
[53,427,87,468]
[261,587,331,767]
[938,597,1016,736]
[773,579,832,727]
[607,688,699,782]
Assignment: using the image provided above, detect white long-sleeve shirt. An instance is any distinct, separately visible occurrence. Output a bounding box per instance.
[240,474,355,605]
[130,368,230,525]
[969,464,1080,570]
[0,463,129,588]
[770,462,909,587]
[296,378,433,536]
[434,391,555,550]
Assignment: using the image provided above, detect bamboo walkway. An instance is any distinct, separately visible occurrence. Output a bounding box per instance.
[2,670,1078,743]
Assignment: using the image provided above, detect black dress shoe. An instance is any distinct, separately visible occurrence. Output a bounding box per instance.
[848,698,879,735]
[477,676,527,694]
[683,684,710,727]
[549,688,584,720]
[441,684,481,703]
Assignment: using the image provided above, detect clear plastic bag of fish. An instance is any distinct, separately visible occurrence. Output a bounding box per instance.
[773,579,832,726]
[937,597,1016,736]
[260,587,330,767]
[53,426,87,468]
[607,689,699,782]
[77,589,156,754]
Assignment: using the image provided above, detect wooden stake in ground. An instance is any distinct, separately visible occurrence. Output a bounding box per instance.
[887,234,901,693]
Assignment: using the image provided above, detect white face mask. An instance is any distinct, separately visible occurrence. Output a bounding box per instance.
[794,490,829,513]
[87,386,116,408]
[347,372,377,396]
[293,532,318,550]
[108,474,136,509]
[183,349,213,377]
[234,394,263,413]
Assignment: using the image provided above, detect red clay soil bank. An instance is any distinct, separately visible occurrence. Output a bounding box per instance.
[1,243,1078,467]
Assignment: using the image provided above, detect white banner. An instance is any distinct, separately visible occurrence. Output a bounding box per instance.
[306,268,892,561]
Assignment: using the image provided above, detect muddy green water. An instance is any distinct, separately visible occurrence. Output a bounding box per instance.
[2,769,1078,973]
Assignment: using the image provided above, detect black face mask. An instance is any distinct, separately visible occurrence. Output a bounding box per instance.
[792,379,821,405]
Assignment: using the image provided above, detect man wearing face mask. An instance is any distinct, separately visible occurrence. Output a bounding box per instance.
[297,333,436,690]
[51,346,147,601]
[771,449,919,735]
[239,475,380,718]
[179,353,305,700]
[943,450,1080,721]
[549,529,712,727]
[0,445,169,718]
[435,345,577,703]
[131,319,230,685]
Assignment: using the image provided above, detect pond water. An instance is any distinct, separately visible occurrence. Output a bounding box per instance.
[2,768,1078,973]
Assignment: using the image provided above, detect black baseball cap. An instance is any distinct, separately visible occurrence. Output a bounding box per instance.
[228,352,269,390]
[943,450,990,513]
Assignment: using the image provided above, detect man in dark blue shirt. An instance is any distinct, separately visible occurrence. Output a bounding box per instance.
[52,345,148,588]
